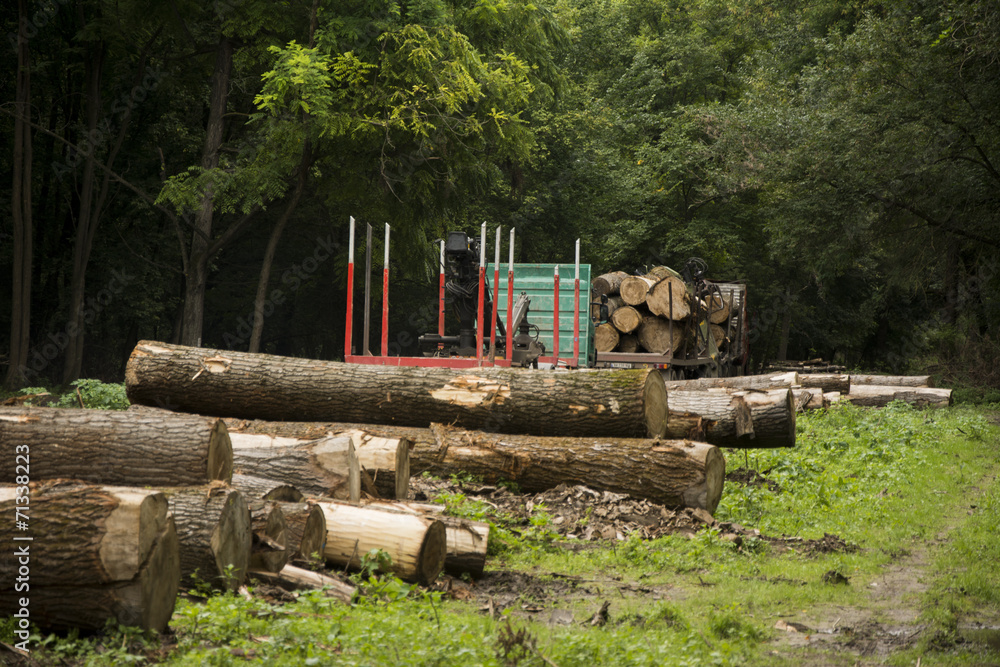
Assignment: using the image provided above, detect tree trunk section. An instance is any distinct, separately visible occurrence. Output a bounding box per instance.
[248,501,287,573]
[249,564,355,604]
[594,323,619,352]
[846,385,952,408]
[706,294,731,324]
[231,474,304,502]
[619,275,656,306]
[663,390,755,448]
[126,341,670,438]
[592,271,629,297]
[275,501,327,564]
[0,406,232,485]
[661,372,799,391]
[163,485,251,591]
[0,481,179,631]
[740,389,797,448]
[850,375,932,388]
[230,432,361,501]
[312,500,447,584]
[637,316,683,355]
[646,275,692,320]
[610,305,644,334]
[618,334,640,354]
[799,374,850,393]
[349,429,410,500]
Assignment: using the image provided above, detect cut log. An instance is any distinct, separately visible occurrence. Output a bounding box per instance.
[275,501,327,564]
[644,265,682,282]
[791,389,821,412]
[618,333,640,354]
[0,481,179,631]
[231,473,304,502]
[741,389,797,448]
[664,390,755,447]
[249,564,355,604]
[350,429,411,500]
[594,322,620,353]
[248,501,287,573]
[163,484,252,591]
[591,295,625,322]
[706,293,732,325]
[610,305,644,334]
[661,372,799,391]
[850,374,933,388]
[824,391,844,405]
[230,432,361,502]
[619,275,656,306]
[0,406,232,485]
[312,500,447,584]
[637,316,684,355]
[799,373,850,394]
[646,275,692,320]
[592,271,630,297]
[710,324,726,349]
[126,341,670,438]
[846,385,952,408]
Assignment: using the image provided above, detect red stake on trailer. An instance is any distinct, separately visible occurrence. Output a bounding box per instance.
[490,226,500,362]
[552,265,560,367]
[437,239,445,346]
[344,216,355,358]
[476,222,486,365]
[573,238,580,367]
[381,223,390,357]
[505,228,515,363]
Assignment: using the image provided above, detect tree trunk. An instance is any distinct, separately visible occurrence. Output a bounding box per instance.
[231,474,304,502]
[618,333,640,353]
[594,322,619,352]
[249,564,355,604]
[247,500,287,573]
[663,390,755,447]
[846,385,952,408]
[637,316,683,355]
[230,432,360,502]
[0,481,179,632]
[646,275,692,320]
[850,375,932,388]
[592,271,630,297]
[799,374,850,393]
[4,0,33,391]
[619,275,656,306]
[312,500,447,584]
[741,389,797,448]
[275,501,326,564]
[126,341,670,438]
[350,429,411,500]
[163,484,251,591]
[181,38,233,347]
[661,371,799,391]
[610,305,644,334]
[0,406,232,485]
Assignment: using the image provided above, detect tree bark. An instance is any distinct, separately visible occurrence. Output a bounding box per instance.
[661,371,799,391]
[618,333,640,353]
[349,429,410,500]
[230,432,360,502]
[249,564,355,604]
[850,375,933,388]
[0,481,179,631]
[594,322,619,352]
[0,406,232,485]
[637,316,683,355]
[619,275,657,306]
[126,341,671,438]
[663,390,755,448]
[275,501,326,563]
[740,389,797,448]
[706,293,731,325]
[610,305,644,334]
[163,484,251,591]
[247,500,287,573]
[231,474,304,502]
[646,275,692,320]
[798,374,850,393]
[312,500,447,584]
[846,385,952,408]
[591,271,629,297]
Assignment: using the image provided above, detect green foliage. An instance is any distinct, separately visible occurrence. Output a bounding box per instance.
[18,380,129,410]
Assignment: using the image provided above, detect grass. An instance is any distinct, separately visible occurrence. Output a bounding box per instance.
[5,401,1000,665]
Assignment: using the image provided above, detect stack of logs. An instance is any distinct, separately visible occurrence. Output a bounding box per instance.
[591,268,732,355]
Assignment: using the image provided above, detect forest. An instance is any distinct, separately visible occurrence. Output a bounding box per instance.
[2,0,999,390]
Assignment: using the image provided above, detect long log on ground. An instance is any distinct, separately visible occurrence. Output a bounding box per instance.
[249,564,355,604]
[594,322,619,352]
[312,500,447,584]
[646,275,692,320]
[663,390,755,448]
[230,433,361,502]
[592,271,630,297]
[850,374,933,388]
[799,373,850,394]
[126,340,670,438]
[661,372,799,391]
[225,419,725,513]
[231,473,304,502]
[248,501,287,573]
[0,406,232,485]
[276,501,327,564]
[846,385,953,408]
[619,275,656,306]
[164,484,252,591]
[0,481,179,631]
[610,305,644,334]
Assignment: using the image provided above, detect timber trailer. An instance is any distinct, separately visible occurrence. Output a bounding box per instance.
[343,219,749,379]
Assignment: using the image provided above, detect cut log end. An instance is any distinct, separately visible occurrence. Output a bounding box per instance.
[643,371,669,438]
[140,518,181,632]
[417,520,449,585]
[208,420,234,482]
[595,323,620,353]
[212,490,252,590]
[703,446,725,515]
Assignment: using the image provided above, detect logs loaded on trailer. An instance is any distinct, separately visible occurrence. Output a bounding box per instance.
[0,406,232,485]
[0,481,180,632]
[125,341,670,438]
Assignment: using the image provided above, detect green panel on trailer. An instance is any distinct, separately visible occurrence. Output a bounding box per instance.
[488,262,594,367]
